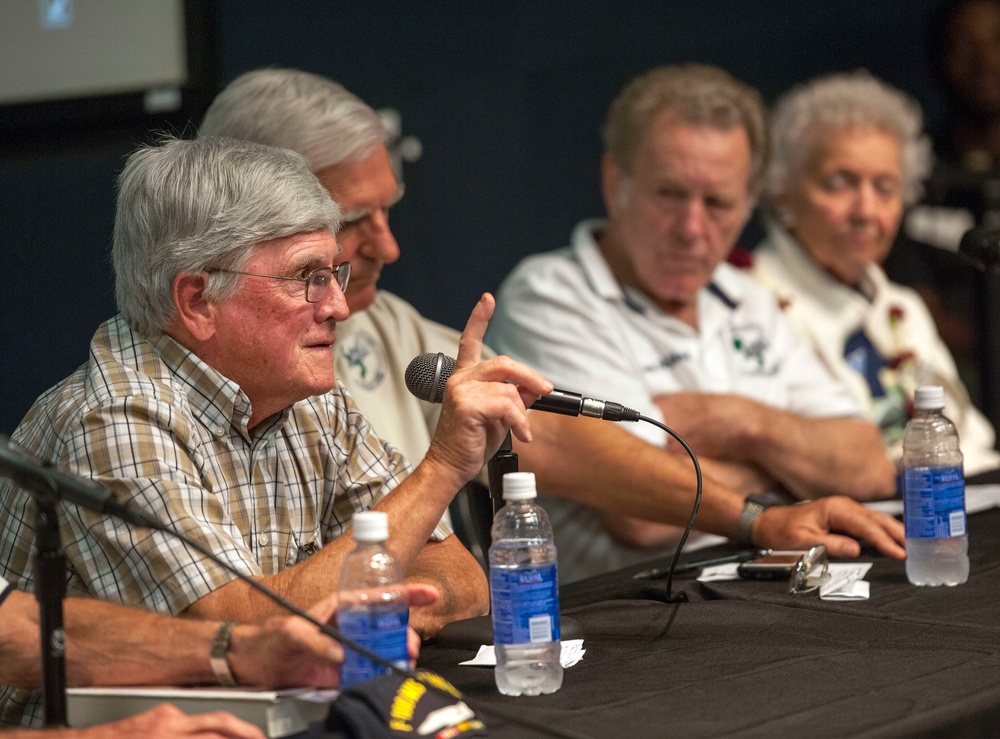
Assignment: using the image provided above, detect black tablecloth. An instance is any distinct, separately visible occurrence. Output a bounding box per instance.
[418,508,1000,738]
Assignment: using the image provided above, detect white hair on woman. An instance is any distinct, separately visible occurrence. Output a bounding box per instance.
[766,70,933,208]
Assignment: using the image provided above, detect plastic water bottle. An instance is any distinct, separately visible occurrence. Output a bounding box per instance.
[338,511,409,687]
[902,385,969,586]
[489,472,563,696]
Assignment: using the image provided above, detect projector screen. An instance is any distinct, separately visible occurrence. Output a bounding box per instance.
[0,0,187,108]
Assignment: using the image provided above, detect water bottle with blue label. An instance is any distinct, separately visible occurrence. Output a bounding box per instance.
[902,385,969,586]
[338,511,409,687]
[489,472,563,696]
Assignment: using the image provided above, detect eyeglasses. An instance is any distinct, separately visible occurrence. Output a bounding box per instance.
[338,184,406,232]
[208,262,350,304]
[788,544,829,595]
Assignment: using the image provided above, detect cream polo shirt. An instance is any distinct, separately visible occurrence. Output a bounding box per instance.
[334,290,494,490]
[336,290,464,467]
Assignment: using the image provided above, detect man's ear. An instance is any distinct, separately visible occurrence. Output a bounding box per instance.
[601,153,625,220]
[172,271,217,342]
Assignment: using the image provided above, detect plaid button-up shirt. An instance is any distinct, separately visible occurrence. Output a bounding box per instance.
[0,315,450,728]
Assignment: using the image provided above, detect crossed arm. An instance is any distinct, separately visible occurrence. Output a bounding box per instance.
[516,411,905,560]
[653,392,897,502]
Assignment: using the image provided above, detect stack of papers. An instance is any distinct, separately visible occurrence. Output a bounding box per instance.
[68,686,338,738]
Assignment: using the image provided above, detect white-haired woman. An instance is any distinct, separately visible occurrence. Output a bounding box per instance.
[750,70,999,475]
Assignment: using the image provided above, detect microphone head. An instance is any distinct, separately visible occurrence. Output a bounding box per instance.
[959,227,1000,271]
[404,352,456,404]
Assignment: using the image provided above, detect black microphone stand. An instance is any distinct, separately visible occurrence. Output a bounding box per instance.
[487,430,518,516]
[31,491,68,727]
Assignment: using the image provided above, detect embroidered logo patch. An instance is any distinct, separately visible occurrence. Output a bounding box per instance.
[730,323,776,374]
[338,330,387,391]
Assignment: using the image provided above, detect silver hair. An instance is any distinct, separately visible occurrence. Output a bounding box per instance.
[112,136,342,336]
[767,70,933,206]
[198,68,387,172]
[603,64,769,194]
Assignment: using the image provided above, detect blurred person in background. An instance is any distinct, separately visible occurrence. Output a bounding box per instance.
[748,70,999,475]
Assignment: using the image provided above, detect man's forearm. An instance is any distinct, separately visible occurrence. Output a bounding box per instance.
[405,536,489,637]
[66,601,221,687]
[0,591,221,689]
[654,393,896,502]
[515,414,749,542]
[738,413,897,501]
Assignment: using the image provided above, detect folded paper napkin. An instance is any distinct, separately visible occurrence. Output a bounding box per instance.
[818,564,872,601]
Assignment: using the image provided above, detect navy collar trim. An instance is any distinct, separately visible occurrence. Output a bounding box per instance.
[708,281,739,310]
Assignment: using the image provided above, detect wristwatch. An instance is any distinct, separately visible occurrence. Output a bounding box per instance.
[210,621,238,686]
[736,491,790,545]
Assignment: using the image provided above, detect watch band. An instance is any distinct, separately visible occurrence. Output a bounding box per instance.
[736,495,768,545]
[736,491,798,544]
[209,621,238,686]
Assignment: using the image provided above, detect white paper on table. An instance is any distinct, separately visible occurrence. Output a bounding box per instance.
[459,639,585,668]
[696,561,874,599]
[821,579,870,600]
[867,484,1000,516]
[819,563,873,601]
[696,563,742,581]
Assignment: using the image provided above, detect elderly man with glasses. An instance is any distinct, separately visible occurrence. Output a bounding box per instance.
[0,136,552,728]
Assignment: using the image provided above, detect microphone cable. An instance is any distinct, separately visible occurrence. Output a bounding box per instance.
[635,416,703,603]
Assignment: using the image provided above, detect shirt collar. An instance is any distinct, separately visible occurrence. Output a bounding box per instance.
[571,218,742,327]
[764,223,886,305]
[148,329,287,440]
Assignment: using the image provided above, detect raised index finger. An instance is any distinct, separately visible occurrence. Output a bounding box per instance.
[455,293,495,370]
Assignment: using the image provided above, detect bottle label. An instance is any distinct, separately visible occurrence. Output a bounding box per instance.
[490,563,560,645]
[903,465,967,538]
[339,605,409,686]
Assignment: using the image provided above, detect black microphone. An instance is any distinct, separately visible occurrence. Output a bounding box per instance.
[403,352,641,422]
[0,435,159,529]
[959,227,1000,271]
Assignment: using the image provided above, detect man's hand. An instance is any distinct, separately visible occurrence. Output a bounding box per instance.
[228,583,439,688]
[424,293,553,486]
[67,703,265,739]
[753,497,906,559]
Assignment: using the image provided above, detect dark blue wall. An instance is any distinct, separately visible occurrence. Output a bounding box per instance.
[1,0,944,432]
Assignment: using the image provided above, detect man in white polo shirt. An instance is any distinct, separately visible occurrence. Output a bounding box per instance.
[488,65,901,582]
